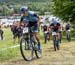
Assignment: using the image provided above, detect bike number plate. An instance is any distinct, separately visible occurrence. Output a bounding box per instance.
[23,27,29,33]
[68,30,70,32]
[52,32,57,35]
[44,31,48,33]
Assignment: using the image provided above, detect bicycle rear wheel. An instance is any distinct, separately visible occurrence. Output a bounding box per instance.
[20,38,33,61]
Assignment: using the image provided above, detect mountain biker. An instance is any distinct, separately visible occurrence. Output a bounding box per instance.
[65,22,71,31]
[43,24,48,33]
[50,18,61,50]
[50,18,61,33]
[65,22,71,41]
[43,24,49,43]
[20,6,42,51]
[57,19,63,43]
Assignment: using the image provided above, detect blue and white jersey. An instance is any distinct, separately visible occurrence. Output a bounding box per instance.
[20,11,39,22]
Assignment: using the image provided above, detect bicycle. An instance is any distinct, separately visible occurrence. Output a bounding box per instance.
[44,31,49,43]
[52,32,60,51]
[66,29,71,42]
[20,26,42,61]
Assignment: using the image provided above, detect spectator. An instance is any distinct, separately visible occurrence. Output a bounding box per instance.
[11,22,22,43]
[0,26,4,40]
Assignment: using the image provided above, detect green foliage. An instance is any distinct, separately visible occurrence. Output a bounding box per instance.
[0,0,52,4]
[0,0,53,15]
[52,0,75,23]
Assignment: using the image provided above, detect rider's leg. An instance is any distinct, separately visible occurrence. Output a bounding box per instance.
[34,32,41,49]
[32,24,42,53]
[53,36,57,51]
[57,32,60,50]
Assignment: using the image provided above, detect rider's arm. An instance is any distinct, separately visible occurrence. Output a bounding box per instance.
[57,23,61,30]
[47,26,49,32]
[34,13,40,24]
[50,23,54,29]
[35,14,40,27]
[38,16,41,27]
[20,16,24,26]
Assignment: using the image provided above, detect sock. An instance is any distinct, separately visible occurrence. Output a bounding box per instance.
[38,42,42,50]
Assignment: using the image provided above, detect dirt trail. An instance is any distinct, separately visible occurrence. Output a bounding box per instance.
[1,41,75,65]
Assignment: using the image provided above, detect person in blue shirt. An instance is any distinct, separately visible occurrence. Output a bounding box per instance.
[20,6,42,50]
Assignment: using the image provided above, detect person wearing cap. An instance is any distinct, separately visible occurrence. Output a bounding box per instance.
[20,6,42,51]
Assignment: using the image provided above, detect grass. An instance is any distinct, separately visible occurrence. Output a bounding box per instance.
[0,28,19,49]
[0,28,75,63]
[0,48,20,62]
[0,28,21,62]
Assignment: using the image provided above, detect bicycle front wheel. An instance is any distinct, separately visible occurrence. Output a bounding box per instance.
[34,43,42,58]
[20,38,33,61]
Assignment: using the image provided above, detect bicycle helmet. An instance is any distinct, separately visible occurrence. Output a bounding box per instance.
[20,6,28,14]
